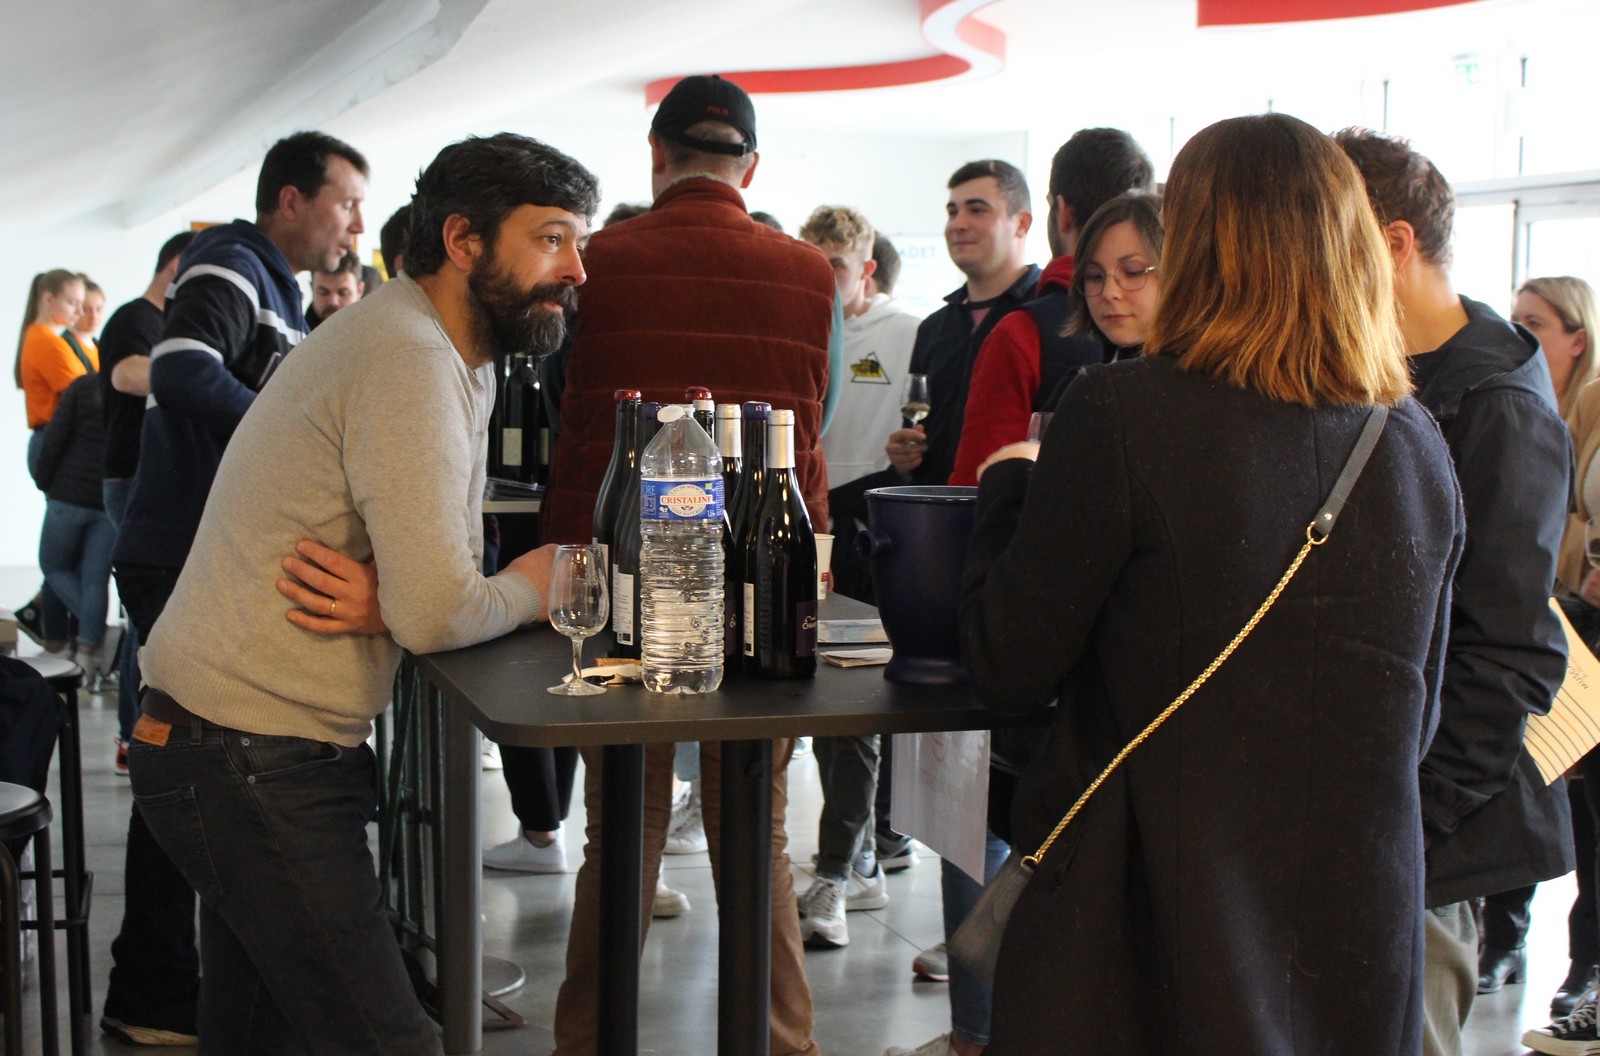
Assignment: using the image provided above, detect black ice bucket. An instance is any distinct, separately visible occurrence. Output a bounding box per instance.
[857,486,978,685]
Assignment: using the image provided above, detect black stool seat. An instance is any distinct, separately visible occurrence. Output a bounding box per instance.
[0,779,57,1056]
[0,785,49,842]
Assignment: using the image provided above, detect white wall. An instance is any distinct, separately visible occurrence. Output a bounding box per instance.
[0,119,1035,569]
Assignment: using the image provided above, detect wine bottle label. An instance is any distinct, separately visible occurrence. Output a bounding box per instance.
[502,427,523,467]
[641,477,725,521]
[614,571,635,644]
[796,600,818,658]
[743,583,756,656]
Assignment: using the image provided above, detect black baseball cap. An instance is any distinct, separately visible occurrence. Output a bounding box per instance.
[651,74,757,157]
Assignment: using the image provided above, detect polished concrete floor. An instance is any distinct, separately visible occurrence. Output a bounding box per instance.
[8,667,1589,1055]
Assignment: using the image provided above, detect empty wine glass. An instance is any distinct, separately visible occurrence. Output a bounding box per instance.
[548,544,609,696]
[901,374,931,426]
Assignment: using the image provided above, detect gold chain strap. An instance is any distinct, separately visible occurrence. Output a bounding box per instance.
[1021,521,1328,869]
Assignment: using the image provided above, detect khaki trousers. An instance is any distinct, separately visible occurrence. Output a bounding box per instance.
[552,738,819,1056]
[1422,901,1477,1056]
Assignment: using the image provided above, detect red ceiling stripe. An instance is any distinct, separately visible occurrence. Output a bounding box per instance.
[1198,0,1477,26]
[644,0,1004,107]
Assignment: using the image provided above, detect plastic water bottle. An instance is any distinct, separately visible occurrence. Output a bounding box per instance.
[640,405,726,693]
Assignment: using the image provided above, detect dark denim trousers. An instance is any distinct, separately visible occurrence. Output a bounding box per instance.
[129,720,440,1054]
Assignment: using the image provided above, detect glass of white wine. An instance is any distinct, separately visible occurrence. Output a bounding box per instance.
[901,374,931,426]
[548,544,609,696]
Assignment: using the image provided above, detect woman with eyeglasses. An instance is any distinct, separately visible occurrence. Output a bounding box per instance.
[1064,191,1163,360]
[958,114,1463,1054]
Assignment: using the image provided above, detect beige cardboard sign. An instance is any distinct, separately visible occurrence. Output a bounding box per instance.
[1526,600,1600,784]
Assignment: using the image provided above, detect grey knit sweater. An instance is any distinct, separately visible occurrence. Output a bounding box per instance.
[141,275,544,745]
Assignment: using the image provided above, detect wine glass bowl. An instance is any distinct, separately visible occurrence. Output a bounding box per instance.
[900,374,931,427]
[548,544,609,696]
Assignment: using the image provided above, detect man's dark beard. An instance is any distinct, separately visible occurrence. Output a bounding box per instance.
[466,255,577,362]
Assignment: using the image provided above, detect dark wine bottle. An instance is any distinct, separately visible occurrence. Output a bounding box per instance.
[592,389,643,568]
[715,404,743,661]
[744,409,817,678]
[497,353,536,483]
[686,387,715,437]
[729,402,769,667]
[611,401,662,659]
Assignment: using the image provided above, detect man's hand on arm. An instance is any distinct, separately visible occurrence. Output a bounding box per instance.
[886,426,926,477]
[278,539,387,635]
[501,544,558,623]
[111,354,152,398]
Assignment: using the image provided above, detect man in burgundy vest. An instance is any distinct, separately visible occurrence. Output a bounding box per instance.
[549,74,833,1056]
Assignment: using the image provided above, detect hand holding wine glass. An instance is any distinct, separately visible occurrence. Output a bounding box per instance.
[547,544,609,696]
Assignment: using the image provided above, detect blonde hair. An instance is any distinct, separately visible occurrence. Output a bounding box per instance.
[1520,276,1598,424]
[799,205,875,258]
[15,268,82,389]
[1145,114,1409,407]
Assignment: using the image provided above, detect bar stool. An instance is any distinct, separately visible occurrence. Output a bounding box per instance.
[19,657,87,1056]
[0,781,57,1056]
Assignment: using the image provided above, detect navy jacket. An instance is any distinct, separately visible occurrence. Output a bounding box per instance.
[114,220,306,570]
[1411,295,1575,906]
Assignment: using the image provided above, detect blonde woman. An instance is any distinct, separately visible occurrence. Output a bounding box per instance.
[1517,276,1597,429]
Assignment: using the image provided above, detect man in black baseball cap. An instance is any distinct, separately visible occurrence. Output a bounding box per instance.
[649,73,757,156]
[546,68,840,1056]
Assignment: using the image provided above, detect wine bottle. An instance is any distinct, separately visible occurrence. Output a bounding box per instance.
[685,387,716,436]
[715,403,743,661]
[729,402,769,667]
[592,389,643,568]
[611,401,662,659]
[744,409,817,678]
[498,353,534,483]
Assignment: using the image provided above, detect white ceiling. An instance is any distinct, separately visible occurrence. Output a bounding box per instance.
[1,0,1586,231]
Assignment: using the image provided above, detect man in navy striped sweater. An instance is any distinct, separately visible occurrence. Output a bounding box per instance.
[102,130,369,1047]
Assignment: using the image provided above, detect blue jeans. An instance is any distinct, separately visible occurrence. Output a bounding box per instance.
[942,827,1012,1046]
[39,499,114,649]
[104,479,140,740]
[27,429,72,642]
[129,719,441,1054]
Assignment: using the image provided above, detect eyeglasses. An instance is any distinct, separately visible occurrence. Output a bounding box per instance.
[1081,262,1158,297]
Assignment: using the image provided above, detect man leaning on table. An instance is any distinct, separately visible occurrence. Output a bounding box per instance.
[125,133,598,1054]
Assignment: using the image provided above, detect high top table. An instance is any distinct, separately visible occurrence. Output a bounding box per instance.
[413,595,1023,1055]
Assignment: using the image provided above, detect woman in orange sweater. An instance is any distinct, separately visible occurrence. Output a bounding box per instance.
[14,268,89,652]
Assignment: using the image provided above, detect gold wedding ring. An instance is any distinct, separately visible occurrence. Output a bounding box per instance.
[330,599,338,617]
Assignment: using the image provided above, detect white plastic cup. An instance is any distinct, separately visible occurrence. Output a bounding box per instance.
[815,533,834,600]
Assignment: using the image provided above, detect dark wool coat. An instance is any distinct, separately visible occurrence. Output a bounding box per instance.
[961,357,1464,1056]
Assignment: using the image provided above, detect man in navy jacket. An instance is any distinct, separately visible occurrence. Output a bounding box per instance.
[102,130,368,1046]
[1339,128,1574,1056]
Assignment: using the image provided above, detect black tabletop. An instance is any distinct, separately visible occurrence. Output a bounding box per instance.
[412,595,1025,746]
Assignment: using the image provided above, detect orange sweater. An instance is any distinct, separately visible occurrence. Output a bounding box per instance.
[20,322,98,427]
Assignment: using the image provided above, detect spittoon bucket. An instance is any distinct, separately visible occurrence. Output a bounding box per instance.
[857,486,978,684]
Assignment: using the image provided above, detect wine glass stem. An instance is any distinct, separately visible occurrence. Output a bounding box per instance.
[570,635,586,688]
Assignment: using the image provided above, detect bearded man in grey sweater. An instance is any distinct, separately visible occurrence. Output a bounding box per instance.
[126,133,598,1054]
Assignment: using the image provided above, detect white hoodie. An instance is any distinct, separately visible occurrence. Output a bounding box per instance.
[823,294,924,488]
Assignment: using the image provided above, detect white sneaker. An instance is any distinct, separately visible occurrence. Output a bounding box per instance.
[843,864,889,910]
[481,740,503,770]
[792,736,812,757]
[798,875,849,948]
[652,876,691,918]
[664,786,707,855]
[885,1033,959,1056]
[482,832,566,873]
[912,942,949,982]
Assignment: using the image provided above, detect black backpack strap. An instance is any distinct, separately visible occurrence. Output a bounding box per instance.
[60,330,95,374]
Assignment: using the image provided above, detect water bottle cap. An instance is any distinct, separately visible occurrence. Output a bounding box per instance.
[658,404,686,423]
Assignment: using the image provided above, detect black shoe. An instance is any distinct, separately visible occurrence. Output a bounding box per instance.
[1478,944,1527,994]
[12,595,45,647]
[1554,962,1600,1017]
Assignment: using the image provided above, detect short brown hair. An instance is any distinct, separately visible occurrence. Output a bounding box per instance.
[1333,127,1454,268]
[1145,114,1409,408]
[316,250,362,280]
[947,159,1030,217]
[799,205,875,258]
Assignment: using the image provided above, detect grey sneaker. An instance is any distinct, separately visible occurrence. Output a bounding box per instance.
[912,942,949,982]
[664,786,707,855]
[798,875,849,948]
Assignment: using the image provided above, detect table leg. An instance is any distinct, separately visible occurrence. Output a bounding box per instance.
[56,685,88,1056]
[598,744,644,1056]
[439,698,483,1055]
[718,739,772,1056]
